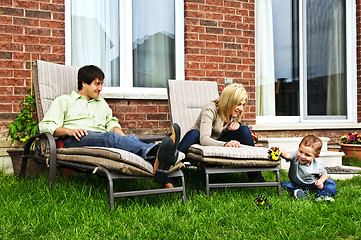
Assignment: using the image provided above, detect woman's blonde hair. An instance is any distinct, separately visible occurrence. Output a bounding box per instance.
[213,83,248,122]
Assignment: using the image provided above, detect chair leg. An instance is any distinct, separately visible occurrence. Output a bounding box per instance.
[103,170,115,211]
[205,171,210,196]
[275,169,282,197]
[181,174,187,204]
[20,156,28,177]
[49,162,57,189]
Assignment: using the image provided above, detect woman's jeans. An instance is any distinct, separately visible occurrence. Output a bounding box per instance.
[178,125,254,155]
[281,179,337,197]
[64,131,156,159]
[177,125,263,181]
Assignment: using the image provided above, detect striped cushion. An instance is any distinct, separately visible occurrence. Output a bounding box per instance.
[34,60,78,121]
[187,144,280,167]
[55,147,185,176]
[167,80,219,139]
[188,144,270,159]
[167,80,280,168]
[34,62,186,176]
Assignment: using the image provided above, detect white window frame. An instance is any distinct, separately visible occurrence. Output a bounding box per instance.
[256,0,357,125]
[65,0,184,100]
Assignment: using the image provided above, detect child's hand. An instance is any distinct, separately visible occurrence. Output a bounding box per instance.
[268,147,280,161]
[270,147,279,152]
[273,147,290,159]
[315,179,324,189]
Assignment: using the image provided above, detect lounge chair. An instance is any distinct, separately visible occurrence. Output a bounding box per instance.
[167,80,281,196]
[21,60,186,210]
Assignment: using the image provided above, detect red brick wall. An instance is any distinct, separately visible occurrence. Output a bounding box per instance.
[107,99,171,136]
[0,0,360,147]
[0,0,172,147]
[0,0,66,147]
[184,0,256,126]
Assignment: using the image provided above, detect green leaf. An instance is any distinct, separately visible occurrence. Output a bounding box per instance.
[7,87,39,146]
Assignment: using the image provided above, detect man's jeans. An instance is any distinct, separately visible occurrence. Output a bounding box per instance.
[64,131,156,159]
[281,179,337,197]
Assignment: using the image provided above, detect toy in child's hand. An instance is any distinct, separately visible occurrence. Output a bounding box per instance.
[254,195,271,208]
[268,147,280,161]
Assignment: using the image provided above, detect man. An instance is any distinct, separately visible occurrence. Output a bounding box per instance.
[39,65,180,186]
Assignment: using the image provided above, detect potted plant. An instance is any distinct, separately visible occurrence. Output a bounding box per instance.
[7,88,45,176]
[339,132,361,160]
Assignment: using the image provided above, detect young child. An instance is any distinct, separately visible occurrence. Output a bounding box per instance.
[277,135,337,201]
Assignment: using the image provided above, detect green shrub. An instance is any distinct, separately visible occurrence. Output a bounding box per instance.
[7,89,38,145]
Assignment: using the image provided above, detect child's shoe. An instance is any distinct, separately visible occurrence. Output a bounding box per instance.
[315,195,335,202]
[293,189,309,200]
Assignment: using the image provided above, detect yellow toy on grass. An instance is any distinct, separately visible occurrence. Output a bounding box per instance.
[254,195,271,208]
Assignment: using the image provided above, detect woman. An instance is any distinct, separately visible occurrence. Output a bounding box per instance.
[177,83,264,181]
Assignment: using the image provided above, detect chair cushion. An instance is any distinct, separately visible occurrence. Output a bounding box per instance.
[34,60,79,121]
[167,80,219,139]
[55,147,185,177]
[187,144,280,167]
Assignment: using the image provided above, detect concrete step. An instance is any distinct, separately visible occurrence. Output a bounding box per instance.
[326,165,361,180]
[259,137,344,170]
[318,151,344,168]
[0,148,14,175]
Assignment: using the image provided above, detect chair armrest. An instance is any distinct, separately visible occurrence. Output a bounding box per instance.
[22,133,57,187]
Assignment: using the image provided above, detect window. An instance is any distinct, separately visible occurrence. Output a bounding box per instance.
[67,0,184,98]
[255,0,356,124]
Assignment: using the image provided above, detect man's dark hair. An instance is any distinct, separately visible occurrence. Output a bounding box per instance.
[77,65,105,90]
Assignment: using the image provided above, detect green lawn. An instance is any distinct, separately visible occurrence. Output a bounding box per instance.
[1,167,360,239]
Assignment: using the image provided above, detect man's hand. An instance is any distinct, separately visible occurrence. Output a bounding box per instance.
[67,129,88,141]
[111,126,125,136]
[227,121,240,131]
[54,127,88,141]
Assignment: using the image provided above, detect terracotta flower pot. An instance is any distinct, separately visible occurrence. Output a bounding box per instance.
[339,143,361,160]
[7,148,46,177]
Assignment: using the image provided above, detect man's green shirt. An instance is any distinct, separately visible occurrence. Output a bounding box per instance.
[39,91,121,134]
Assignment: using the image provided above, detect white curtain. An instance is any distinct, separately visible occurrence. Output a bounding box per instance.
[255,0,276,116]
[326,0,346,115]
[306,0,346,116]
[71,0,120,87]
[132,0,175,88]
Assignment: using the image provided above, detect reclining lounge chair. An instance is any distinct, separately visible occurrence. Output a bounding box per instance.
[167,80,281,196]
[21,60,186,210]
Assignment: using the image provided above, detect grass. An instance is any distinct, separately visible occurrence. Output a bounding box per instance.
[342,155,361,168]
[1,167,361,239]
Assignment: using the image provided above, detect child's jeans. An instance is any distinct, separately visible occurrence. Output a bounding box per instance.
[281,179,337,197]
